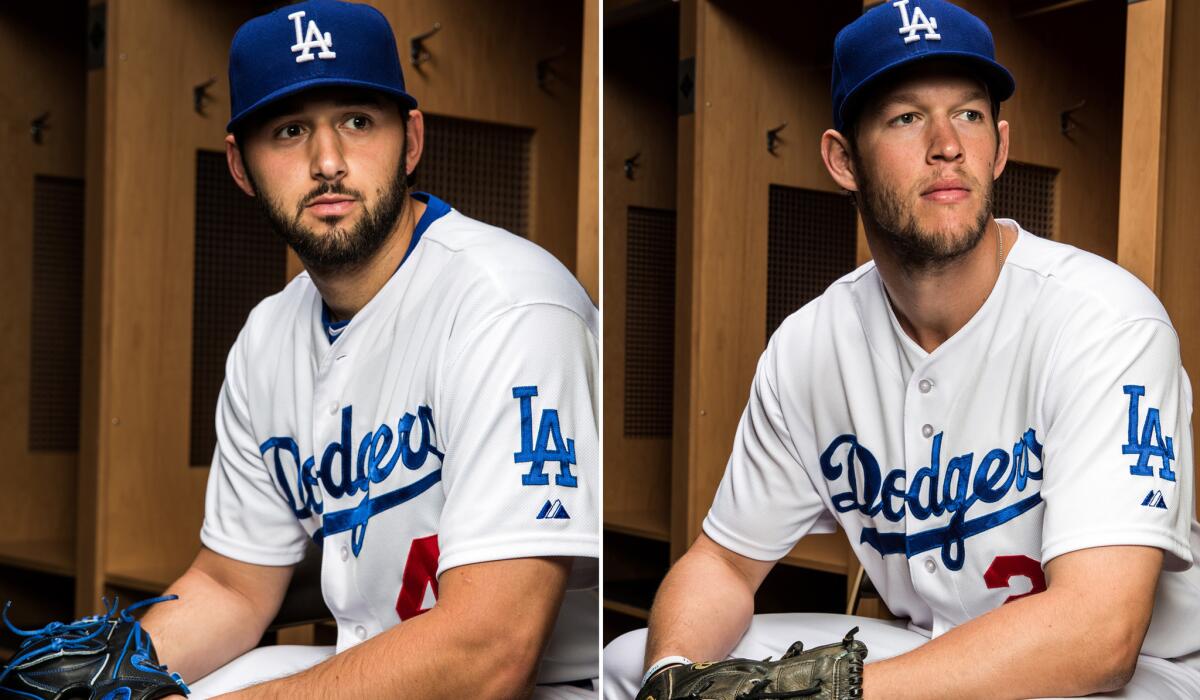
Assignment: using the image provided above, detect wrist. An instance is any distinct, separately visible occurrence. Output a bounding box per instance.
[641,656,694,686]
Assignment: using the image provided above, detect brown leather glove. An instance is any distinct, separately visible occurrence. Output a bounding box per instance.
[636,627,867,700]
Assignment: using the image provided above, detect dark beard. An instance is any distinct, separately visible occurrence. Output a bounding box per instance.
[855,158,993,272]
[247,156,409,273]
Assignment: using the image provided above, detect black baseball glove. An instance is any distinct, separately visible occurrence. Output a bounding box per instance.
[0,595,190,700]
[637,627,867,700]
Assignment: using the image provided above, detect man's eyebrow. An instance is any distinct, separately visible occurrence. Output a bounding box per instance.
[875,88,990,111]
[877,91,921,109]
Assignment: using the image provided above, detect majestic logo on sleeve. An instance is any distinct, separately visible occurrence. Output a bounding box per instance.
[893,0,941,44]
[512,386,578,488]
[288,10,336,63]
[260,405,443,556]
[1123,385,1176,482]
[1141,490,1168,510]
[536,499,571,520]
[820,428,1044,571]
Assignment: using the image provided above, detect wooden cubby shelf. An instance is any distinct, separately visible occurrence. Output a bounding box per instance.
[0,539,75,578]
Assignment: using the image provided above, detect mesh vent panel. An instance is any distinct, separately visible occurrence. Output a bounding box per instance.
[29,176,85,451]
[767,185,857,338]
[191,150,286,466]
[994,161,1057,238]
[420,114,532,237]
[624,207,675,438]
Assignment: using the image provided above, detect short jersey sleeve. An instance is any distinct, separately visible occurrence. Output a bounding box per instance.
[1041,316,1194,571]
[703,335,837,561]
[435,303,599,576]
[200,326,309,566]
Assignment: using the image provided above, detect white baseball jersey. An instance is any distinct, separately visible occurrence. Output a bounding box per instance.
[200,193,599,683]
[705,221,1200,659]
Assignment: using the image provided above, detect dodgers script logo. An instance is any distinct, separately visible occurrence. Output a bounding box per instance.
[288,10,336,63]
[260,405,443,556]
[820,428,1044,571]
[893,0,941,44]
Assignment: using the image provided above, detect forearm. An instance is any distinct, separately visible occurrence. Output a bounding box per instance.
[217,605,544,700]
[864,588,1140,699]
[643,547,758,671]
[216,557,571,700]
[141,566,275,683]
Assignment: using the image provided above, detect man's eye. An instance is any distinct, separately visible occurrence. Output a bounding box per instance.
[276,124,304,139]
[344,115,372,130]
[960,110,983,122]
[891,113,918,126]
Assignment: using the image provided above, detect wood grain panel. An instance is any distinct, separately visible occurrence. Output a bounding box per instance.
[96,0,262,591]
[604,3,678,541]
[576,0,599,301]
[78,0,111,612]
[1153,0,1199,515]
[1117,0,1170,290]
[671,0,698,563]
[0,4,86,574]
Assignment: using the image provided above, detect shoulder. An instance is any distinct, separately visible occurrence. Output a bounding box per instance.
[769,258,879,353]
[418,209,597,332]
[1005,224,1172,328]
[236,271,318,353]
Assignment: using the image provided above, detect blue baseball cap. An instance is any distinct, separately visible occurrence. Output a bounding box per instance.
[831,0,1015,133]
[227,0,418,133]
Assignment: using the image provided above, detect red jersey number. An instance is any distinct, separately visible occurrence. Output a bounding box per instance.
[396,535,440,620]
[983,555,1047,604]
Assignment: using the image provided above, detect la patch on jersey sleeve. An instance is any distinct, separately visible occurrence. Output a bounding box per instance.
[435,302,599,576]
[1040,316,1194,570]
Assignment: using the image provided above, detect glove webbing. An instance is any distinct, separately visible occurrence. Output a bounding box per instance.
[0,595,181,689]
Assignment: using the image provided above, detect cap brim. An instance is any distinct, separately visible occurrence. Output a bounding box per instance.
[226,77,419,132]
[838,52,1015,132]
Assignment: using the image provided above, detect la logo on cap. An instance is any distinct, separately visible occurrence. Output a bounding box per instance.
[893,0,941,44]
[288,9,337,63]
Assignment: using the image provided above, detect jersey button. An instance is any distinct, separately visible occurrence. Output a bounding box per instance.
[918,379,933,393]
[924,558,936,573]
[328,401,339,415]
[354,625,367,640]
[340,546,349,562]
[921,424,934,438]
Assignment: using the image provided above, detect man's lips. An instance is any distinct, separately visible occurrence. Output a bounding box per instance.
[921,181,971,203]
[306,197,357,217]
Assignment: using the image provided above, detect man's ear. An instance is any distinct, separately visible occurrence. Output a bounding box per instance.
[404,109,425,176]
[225,134,257,197]
[993,119,1010,182]
[821,129,860,194]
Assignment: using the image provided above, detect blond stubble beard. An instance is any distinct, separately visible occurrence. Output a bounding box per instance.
[854,156,994,272]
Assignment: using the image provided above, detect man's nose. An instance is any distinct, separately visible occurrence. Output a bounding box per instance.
[927,115,964,164]
[310,123,348,183]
